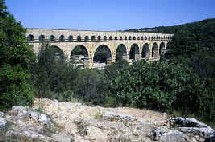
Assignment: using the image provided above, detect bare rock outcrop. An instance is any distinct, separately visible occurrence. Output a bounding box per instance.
[1,98,214,142]
[0,105,74,142]
[152,117,215,142]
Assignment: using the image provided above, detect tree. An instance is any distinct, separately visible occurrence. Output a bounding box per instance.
[31,45,78,101]
[74,69,108,105]
[0,0,35,110]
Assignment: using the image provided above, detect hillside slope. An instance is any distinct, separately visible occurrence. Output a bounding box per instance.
[127,18,215,79]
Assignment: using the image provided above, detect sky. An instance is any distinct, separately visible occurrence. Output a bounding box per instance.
[6,0,215,31]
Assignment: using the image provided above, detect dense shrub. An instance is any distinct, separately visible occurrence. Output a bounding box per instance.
[74,69,108,105]
[0,0,35,110]
[31,45,78,101]
[105,60,215,122]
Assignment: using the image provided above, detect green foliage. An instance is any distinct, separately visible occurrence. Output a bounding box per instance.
[106,61,193,111]
[125,19,215,123]
[31,45,78,101]
[187,51,215,79]
[105,60,215,122]
[0,0,35,110]
[196,79,215,121]
[74,69,108,105]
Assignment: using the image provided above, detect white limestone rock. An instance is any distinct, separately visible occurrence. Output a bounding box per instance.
[0,112,6,129]
[38,113,50,124]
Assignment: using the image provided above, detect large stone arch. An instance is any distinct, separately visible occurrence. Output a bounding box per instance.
[71,45,89,67]
[116,44,127,61]
[40,45,65,61]
[142,43,150,59]
[93,45,112,66]
[129,43,140,61]
[71,45,89,58]
[47,42,73,60]
[152,42,159,58]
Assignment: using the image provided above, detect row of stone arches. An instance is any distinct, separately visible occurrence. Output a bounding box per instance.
[27,34,172,42]
[46,42,166,68]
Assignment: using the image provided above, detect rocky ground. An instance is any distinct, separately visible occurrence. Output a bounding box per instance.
[0,98,214,142]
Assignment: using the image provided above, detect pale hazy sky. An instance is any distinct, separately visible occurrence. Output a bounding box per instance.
[6,0,215,31]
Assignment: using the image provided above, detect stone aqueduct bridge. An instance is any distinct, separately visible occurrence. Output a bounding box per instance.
[26,29,173,68]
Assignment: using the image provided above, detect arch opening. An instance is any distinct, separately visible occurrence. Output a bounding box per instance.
[141,37,144,40]
[49,35,55,41]
[91,36,96,41]
[116,44,127,62]
[129,36,132,40]
[104,36,107,41]
[84,36,89,42]
[93,45,112,67]
[27,34,34,41]
[41,45,65,62]
[77,36,81,42]
[97,36,101,41]
[145,37,147,40]
[68,35,73,41]
[129,44,140,61]
[59,35,64,41]
[142,43,150,59]
[39,35,45,42]
[152,43,159,58]
[71,45,89,68]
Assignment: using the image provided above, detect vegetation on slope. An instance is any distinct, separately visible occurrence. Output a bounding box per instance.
[126,18,215,79]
